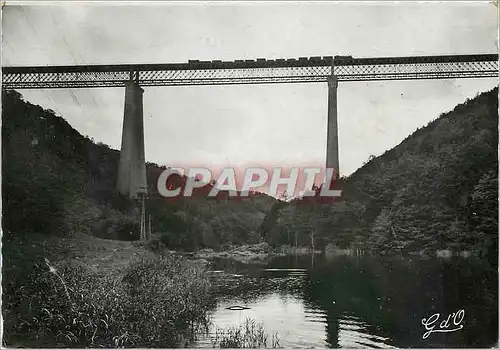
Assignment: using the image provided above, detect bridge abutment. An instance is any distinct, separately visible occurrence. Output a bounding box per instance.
[326,74,339,178]
[117,80,147,199]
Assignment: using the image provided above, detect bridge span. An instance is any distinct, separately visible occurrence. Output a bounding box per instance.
[3,54,498,88]
[2,53,498,203]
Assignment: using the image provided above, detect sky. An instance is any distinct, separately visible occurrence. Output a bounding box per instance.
[2,2,499,182]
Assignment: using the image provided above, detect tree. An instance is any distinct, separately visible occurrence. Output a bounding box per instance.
[470,170,498,259]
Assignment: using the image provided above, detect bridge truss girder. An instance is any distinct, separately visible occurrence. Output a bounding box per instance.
[2,54,498,89]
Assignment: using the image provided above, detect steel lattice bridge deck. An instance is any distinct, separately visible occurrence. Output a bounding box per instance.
[2,53,498,89]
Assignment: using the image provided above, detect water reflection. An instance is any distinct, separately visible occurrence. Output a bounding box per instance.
[337,315,395,348]
[200,294,329,348]
[198,255,497,348]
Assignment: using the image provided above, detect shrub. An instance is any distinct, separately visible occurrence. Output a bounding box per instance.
[62,195,102,235]
[91,208,139,241]
[3,255,213,347]
[211,318,280,348]
[121,256,213,346]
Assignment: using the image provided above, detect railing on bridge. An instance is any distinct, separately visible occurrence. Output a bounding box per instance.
[2,54,498,89]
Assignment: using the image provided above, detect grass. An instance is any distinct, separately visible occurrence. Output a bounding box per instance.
[210,318,281,348]
[3,233,282,348]
[2,232,214,348]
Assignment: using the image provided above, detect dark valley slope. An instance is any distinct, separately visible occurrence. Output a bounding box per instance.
[2,89,276,250]
[261,88,498,262]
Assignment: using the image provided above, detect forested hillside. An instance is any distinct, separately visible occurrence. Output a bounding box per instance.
[3,87,497,259]
[2,89,276,250]
[262,88,498,262]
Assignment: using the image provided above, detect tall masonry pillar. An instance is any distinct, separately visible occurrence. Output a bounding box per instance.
[326,74,340,178]
[117,79,147,199]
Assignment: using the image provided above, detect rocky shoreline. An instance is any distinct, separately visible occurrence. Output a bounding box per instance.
[193,242,277,263]
[187,243,481,265]
[187,242,323,264]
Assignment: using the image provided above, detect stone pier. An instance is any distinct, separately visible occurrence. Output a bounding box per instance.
[117,79,147,198]
[326,74,339,178]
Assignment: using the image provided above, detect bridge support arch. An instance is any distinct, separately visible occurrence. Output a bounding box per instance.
[117,79,147,199]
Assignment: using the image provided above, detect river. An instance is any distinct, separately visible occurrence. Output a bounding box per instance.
[195,254,497,348]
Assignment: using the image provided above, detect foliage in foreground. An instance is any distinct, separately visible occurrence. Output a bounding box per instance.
[2,254,213,348]
[211,318,280,349]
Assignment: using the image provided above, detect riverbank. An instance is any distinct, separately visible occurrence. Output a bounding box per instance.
[190,241,488,266]
[192,243,322,264]
[193,243,274,263]
[2,232,213,348]
[323,245,487,260]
